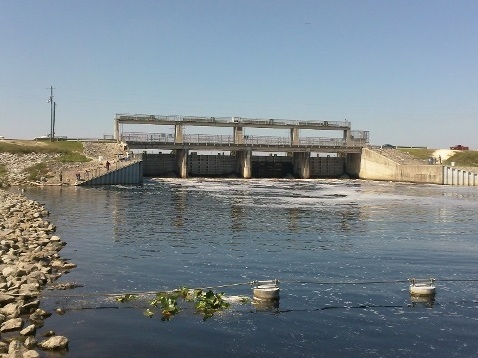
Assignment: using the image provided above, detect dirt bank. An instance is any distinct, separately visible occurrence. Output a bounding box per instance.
[0,141,126,187]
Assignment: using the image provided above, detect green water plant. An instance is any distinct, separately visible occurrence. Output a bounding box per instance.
[194,289,230,320]
[149,292,181,321]
[114,294,137,303]
[115,287,230,321]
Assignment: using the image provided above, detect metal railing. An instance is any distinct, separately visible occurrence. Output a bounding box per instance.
[120,132,367,148]
[116,113,350,128]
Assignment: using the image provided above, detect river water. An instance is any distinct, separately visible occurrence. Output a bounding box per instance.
[24,179,478,357]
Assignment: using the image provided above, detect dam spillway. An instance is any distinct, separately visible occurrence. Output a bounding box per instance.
[141,152,347,179]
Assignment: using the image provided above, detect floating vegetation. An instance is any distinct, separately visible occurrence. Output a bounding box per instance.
[115,288,230,321]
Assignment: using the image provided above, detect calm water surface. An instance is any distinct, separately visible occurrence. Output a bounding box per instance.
[24,179,478,357]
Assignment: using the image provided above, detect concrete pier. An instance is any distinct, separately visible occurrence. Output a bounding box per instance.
[236,150,252,179]
[176,149,188,178]
[292,152,311,179]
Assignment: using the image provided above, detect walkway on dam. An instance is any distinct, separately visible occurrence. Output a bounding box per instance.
[121,132,367,153]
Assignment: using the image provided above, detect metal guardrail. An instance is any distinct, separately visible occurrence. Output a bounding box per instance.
[116,113,350,128]
[121,132,368,148]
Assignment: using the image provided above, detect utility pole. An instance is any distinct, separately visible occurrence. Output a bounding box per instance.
[53,101,56,140]
[48,86,54,142]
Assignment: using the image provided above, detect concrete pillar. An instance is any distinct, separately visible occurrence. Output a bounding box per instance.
[343,129,351,144]
[290,128,299,146]
[114,119,120,142]
[233,126,244,145]
[345,153,361,178]
[292,152,310,179]
[236,150,251,179]
[175,124,184,144]
[176,149,188,178]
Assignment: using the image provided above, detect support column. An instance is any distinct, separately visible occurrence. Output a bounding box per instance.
[236,150,251,179]
[290,128,299,146]
[175,124,184,144]
[232,126,244,156]
[292,152,310,179]
[114,118,120,142]
[343,129,351,144]
[176,149,188,178]
[233,126,244,145]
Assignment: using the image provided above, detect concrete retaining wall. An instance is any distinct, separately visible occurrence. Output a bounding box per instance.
[358,148,399,181]
[80,161,143,185]
[358,148,478,185]
[358,148,442,184]
[396,165,442,184]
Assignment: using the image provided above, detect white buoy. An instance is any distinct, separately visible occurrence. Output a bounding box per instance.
[409,278,436,296]
[252,280,280,301]
[253,284,280,301]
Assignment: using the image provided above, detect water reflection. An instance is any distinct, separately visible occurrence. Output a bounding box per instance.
[409,295,435,308]
[252,299,280,313]
[172,190,186,228]
[288,207,299,232]
[230,200,244,232]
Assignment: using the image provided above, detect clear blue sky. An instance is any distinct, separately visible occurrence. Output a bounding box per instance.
[1,0,477,148]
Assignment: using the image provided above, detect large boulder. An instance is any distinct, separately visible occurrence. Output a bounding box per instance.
[38,336,69,350]
[0,317,23,332]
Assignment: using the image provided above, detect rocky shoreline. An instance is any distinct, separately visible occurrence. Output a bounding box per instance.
[0,189,74,357]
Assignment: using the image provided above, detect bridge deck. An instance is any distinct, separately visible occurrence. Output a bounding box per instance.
[116,114,350,130]
[123,133,366,153]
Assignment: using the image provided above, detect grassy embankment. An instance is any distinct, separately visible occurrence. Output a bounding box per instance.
[0,140,91,183]
[400,148,478,167]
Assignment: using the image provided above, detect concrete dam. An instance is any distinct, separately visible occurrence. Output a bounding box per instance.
[78,113,477,185]
[141,152,348,179]
[116,113,369,179]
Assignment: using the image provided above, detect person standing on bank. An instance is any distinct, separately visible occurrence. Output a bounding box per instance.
[106,161,110,171]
